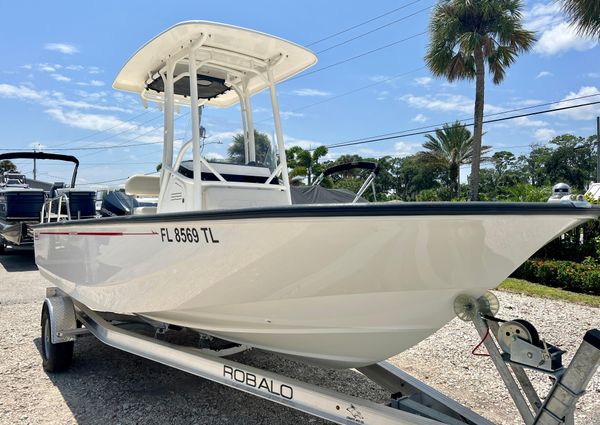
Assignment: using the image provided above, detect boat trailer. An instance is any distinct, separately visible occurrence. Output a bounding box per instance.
[41,288,599,425]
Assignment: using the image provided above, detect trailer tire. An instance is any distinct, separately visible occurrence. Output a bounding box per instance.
[41,304,74,372]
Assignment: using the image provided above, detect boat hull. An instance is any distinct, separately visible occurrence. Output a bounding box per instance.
[33,203,597,367]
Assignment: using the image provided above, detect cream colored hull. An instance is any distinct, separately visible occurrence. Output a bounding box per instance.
[34,211,591,367]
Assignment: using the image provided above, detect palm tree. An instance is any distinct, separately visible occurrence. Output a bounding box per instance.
[425,0,535,200]
[418,121,490,199]
[560,0,600,38]
[286,145,328,184]
[227,129,273,164]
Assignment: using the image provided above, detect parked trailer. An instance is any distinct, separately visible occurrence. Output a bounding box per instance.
[40,288,599,425]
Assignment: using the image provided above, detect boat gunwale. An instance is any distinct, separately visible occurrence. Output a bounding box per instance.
[32,202,600,229]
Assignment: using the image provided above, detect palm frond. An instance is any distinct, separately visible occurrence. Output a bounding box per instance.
[561,0,600,39]
[425,0,535,85]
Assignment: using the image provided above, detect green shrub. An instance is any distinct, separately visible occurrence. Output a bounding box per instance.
[512,259,600,295]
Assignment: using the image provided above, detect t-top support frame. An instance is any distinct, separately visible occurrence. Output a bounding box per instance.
[153,33,292,211]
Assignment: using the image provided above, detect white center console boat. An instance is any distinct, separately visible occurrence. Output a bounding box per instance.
[33,21,599,369]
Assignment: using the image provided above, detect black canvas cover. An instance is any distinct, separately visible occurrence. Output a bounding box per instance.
[290,186,366,204]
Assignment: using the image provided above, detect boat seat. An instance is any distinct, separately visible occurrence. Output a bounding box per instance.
[126,175,160,197]
[49,182,65,198]
[132,206,157,215]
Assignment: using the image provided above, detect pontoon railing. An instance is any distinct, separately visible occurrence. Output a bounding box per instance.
[41,193,71,223]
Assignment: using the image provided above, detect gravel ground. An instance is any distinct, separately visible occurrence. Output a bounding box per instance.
[0,248,598,425]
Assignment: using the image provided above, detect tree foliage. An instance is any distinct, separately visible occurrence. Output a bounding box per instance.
[560,0,600,38]
[296,131,598,203]
[285,145,328,185]
[418,121,490,199]
[425,0,535,200]
[227,129,273,165]
[0,160,17,174]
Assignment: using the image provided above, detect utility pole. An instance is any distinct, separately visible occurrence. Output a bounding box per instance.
[597,116,600,182]
[33,146,37,180]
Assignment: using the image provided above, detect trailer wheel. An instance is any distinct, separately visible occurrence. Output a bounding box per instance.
[41,304,74,372]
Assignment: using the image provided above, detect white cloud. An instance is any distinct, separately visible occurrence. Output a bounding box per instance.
[369,75,391,83]
[48,91,130,113]
[394,142,419,157]
[535,71,552,79]
[45,43,79,55]
[280,111,304,119]
[88,66,103,74]
[76,90,108,100]
[0,83,131,113]
[550,86,600,120]
[534,128,557,141]
[204,130,241,144]
[511,116,547,127]
[536,22,597,55]
[400,93,503,115]
[526,2,597,55]
[75,79,105,87]
[284,135,321,150]
[21,64,32,70]
[509,98,544,107]
[0,84,46,100]
[51,73,71,82]
[587,72,600,78]
[65,65,85,71]
[414,76,432,86]
[376,90,389,101]
[203,152,225,160]
[412,113,427,123]
[38,63,59,72]
[525,2,562,30]
[291,88,330,97]
[44,108,162,143]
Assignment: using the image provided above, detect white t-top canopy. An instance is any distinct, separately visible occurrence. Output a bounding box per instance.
[113,21,317,108]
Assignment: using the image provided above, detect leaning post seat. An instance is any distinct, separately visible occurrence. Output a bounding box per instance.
[125,175,160,215]
[125,175,161,197]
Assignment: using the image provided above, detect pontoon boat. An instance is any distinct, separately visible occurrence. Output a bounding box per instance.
[0,152,95,252]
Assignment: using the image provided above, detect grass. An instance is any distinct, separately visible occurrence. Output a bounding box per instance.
[498,277,600,308]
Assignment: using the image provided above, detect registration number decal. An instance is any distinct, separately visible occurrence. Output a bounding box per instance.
[159,227,219,244]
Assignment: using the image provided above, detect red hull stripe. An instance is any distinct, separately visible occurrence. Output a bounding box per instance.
[38,231,157,236]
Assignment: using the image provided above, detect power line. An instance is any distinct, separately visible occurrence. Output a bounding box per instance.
[255,65,426,125]
[322,93,600,148]
[72,112,164,147]
[316,5,434,54]
[40,6,426,152]
[65,111,183,158]
[324,100,600,150]
[306,0,424,47]
[52,109,154,148]
[73,100,600,185]
[22,112,191,153]
[287,31,427,82]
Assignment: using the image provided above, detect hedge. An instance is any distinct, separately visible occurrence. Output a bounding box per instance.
[511,259,600,295]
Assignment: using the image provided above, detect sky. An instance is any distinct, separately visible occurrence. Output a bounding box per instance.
[0,0,599,187]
